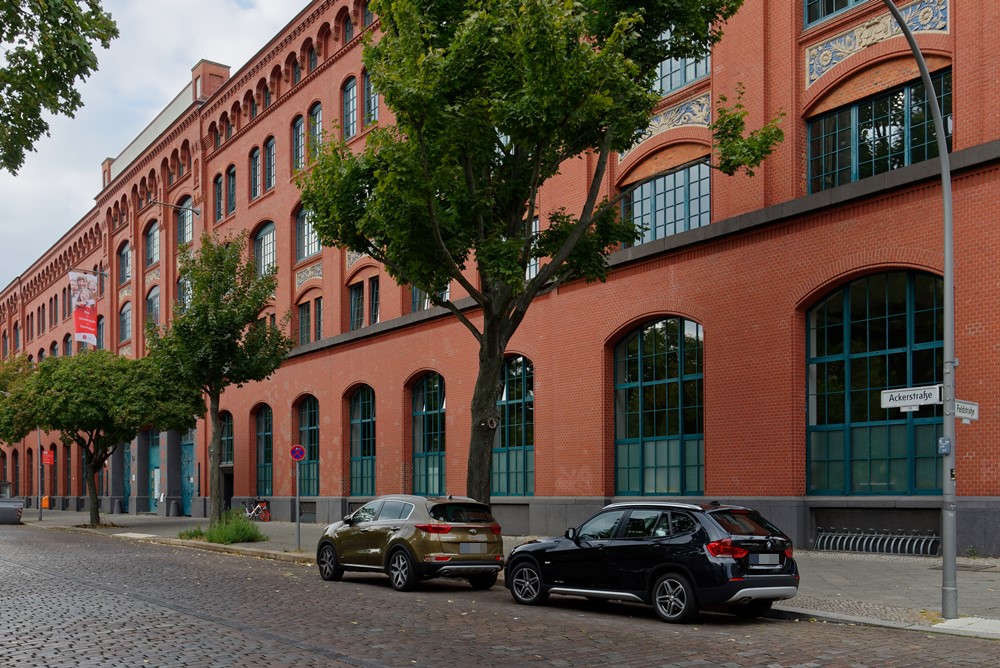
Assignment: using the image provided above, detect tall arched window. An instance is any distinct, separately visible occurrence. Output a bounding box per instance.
[145,286,160,327]
[118,243,131,285]
[308,102,323,159]
[213,173,224,221]
[343,15,354,42]
[307,45,317,72]
[362,1,374,27]
[614,317,704,495]
[249,148,261,200]
[177,196,193,246]
[807,271,944,495]
[144,221,159,267]
[363,70,378,126]
[350,385,376,496]
[342,77,357,139]
[296,209,319,261]
[264,137,276,191]
[255,405,273,496]
[299,396,320,496]
[493,356,534,496]
[96,316,105,350]
[118,303,132,343]
[254,222,276,276]
[292,115,305,170]
[413,373,445,496]
[226,165,237,214]
[220,411,234,465]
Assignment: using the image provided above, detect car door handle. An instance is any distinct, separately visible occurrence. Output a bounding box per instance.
[390,526,401,531]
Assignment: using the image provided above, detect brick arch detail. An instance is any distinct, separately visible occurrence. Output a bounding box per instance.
[599,295,708,349]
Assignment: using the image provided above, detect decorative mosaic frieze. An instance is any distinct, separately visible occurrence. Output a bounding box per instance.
[145,268,160,285]
[119,345,132,357]
[807,0,948,88]
[347,250,367,268]
[296,262,322,288]
[118,285,132,299]
[619,93,711,160]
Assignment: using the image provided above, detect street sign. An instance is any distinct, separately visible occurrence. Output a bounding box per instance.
[880,385,942,412]
[290,444,306,461]
[955,399,979,423]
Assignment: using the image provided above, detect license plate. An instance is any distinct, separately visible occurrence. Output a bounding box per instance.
[460,543,486,554]
[750,553,779,566]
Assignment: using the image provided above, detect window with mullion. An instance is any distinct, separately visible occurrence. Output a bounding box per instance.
[363,71,378,126]
[808,70,952,193]
[250,148,261,200]
[119,302,132,343]
[309,103,322,160]
[292,116,305,170]
[298,396,320,496]
[298,302,311,345]
[145,286,160,327]
[177,198,193,246]
[806,0,865,26]
[493,356,535,496]
[314,297,323,340]
[254,223,275,276]
[614,317,704,495]
[296,209,319,260]
[350,385,376,496]
[413,373,446,496]
[144,222,159,268]
[343,77,357,139]
[368,277,380,325]
[220,412,234,465]
[807,271,944,495]
[118,243,131,285]
[255,406,273,496]
[226,166,236,215]
[264,137,276,191]
[213,174,223,221]
[349,283,364,330]
[623,161,710,246]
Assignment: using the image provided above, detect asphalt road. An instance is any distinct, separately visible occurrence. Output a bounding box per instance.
[2,525,998,667]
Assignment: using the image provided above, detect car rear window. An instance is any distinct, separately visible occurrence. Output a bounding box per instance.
[710,510,782,537]
[429,503,495,523]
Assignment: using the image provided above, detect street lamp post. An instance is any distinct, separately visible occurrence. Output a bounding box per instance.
[879,0,957,619]
[37,429,42,521]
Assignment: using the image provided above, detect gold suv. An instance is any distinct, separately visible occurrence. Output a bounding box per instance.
[316,495,505,591]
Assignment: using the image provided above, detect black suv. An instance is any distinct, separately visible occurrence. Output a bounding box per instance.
[504,501,798,622]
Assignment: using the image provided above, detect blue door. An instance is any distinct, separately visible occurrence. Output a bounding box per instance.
[181,431,194,516]
[148,432,160,512]
[122,446,131,513]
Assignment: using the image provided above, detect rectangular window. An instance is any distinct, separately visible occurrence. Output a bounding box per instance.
[806,0,865,26]
[349,283,364,331]
[654,33,710,96]
[298,302,311,345]
[623,161,710,246]
[368,277,379,325]
[808,70,952,193]
[526,217,539,280]
[314,297,323,340]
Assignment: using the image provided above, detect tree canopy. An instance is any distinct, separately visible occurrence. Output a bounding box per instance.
[146,231,293,524]
[297,0,781,504]
[0,0,118,174]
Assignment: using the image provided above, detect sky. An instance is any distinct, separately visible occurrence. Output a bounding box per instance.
[0,0,309,291]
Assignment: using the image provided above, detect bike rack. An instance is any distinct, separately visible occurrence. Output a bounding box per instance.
[814,526,940,556]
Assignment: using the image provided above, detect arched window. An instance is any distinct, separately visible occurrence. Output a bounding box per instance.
[118,303,132,343]
[213,174,224,221]
[96,316,105,350]
[343,15,354,43]
[614,317,704,495]
[13,323,20,351]
[176,278,191,311]
[363,70,378,126]
[176,196,194,246]
[144,221,160,268]
[493,356,534,496]
[413,373,445,496]
[226,165,237,214]
[2,331,7,358]
[255,405,273,496]
[296,208,319,261]
[254,222,276,276]
[264,137,276,191]
[308,102,322,160]
[249,148,261,200]
[118,243,131,285]
[146,286,160,327]
[342,77,357,139]
[292,115,305,170]
[291,57,302,85]
[807,271,944,495]
[362,1,374,27]
[62,333,72,357]
[298,396,320,496]
[350,385,376,496]
[220,412,234,465]
[50,342,57,358]
[307,45,317,72]
[249,95,258,120]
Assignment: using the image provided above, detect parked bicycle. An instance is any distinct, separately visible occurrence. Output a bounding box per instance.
[242,497,270,522]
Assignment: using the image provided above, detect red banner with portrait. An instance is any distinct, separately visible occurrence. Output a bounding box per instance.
[69,270,98,345]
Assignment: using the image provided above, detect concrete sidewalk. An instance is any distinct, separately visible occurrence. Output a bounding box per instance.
[18,509,1000,641]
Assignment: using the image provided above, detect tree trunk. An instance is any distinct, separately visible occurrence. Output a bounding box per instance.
[84,449,100,528]
[466,323,507,506]
[208,391,223,526]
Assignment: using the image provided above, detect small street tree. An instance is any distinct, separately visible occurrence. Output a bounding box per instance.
[146,231,293,526]
[0,351,202,527]
[1,0,118,174]
[297,0,782,505]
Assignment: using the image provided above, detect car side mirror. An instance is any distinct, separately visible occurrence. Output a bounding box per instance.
[343,514,353,524]
[565,527,577,541]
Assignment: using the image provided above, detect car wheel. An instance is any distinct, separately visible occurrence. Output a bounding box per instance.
[467,572,498,590]
[388,549,418,592]
[317,543,344,581]
[730,599,773,619]
[509,561,548,605]
[652,573,697,623]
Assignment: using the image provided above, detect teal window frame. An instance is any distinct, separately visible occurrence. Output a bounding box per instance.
[144,221,159,267]
[254,222,275,276]
[176,197,193,245]
[614,317,704,495]
[256,405,273,496]
[298,396,320,496]
[808,70,952,193]
[308,103,322,159]
[118,303,131,343]
[806,0,865,26]
[295,209,319,260]
[213,174,223,221]
[363,71,378,126]
[145,286,159,327]
[807,271,944,495]
[292,116,305,170]
[492,356,535,496]
[413,373,446,496]
[250,148,260,200]
[264,137,276,190]
[226,166,236,215]
[220,412,234,465]
[654,43,710,97]
[623,161,710,246]
[118,242,131,285]
[314,297,323,340]
[349,283,364,331]
[368,277,379,325]
[350,385,376,496]
[343,77,357,139]
[298,302,311,346]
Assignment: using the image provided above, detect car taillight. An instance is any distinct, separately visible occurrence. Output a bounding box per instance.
[706,538,749,559]
[489,523,502,535]
[415,523,452,534]
[784,546,794,558]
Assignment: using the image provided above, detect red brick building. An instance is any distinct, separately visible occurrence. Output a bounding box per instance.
[3,0,999,553]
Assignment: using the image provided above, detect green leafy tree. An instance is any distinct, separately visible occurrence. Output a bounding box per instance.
[0,351,202,527]
[146,232,293,525]
[297,0,782,505]
[0,0,118,174]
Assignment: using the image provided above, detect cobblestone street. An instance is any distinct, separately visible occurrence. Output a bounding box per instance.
[3,525,998,667]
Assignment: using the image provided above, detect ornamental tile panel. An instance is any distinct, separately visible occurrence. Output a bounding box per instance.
[806,0,949,88]
[296,262,322,288]
[620,93,711,160]
[119,285,132,299]
[347,250,367,268]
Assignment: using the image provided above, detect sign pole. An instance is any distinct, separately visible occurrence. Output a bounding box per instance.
[296,459,301,552]
[37,429,42,521]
